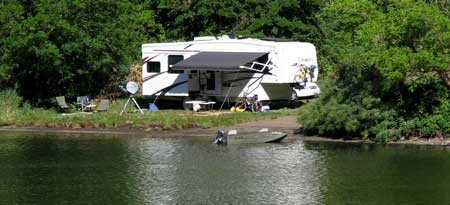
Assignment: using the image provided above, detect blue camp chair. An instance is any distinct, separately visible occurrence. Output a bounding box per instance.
[76,96,90,111]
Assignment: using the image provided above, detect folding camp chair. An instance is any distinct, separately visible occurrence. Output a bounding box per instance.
[56,96,70,112]
[76,96,90,111]
[96,99,110,112]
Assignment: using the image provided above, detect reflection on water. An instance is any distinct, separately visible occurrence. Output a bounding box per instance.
[1,132,450,204]
[124,137,325,204]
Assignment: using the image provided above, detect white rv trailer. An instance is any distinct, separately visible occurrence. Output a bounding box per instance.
[141,35,320,102]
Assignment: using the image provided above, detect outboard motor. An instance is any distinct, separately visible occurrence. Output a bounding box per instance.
[214,130,227,145]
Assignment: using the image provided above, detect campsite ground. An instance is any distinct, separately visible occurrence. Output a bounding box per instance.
[1,97,297,130]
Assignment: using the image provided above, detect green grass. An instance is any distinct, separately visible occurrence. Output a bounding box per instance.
[0,90,296,130]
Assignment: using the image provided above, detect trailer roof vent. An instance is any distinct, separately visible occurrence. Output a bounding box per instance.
[193,36,217,41]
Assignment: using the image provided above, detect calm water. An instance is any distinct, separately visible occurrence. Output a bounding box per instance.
[1,132,450,204]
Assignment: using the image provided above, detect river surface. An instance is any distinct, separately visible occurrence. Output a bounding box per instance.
[1,132,450,204]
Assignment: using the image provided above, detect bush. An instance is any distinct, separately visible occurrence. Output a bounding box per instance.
[0,89,21,125]
[415,101,450,137]
[298,79,390,139]
[298,77,397,141]
[298,78,450,141]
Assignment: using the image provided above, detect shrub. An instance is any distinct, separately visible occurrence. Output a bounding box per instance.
[0,89,21,125]
[298,78,450,141]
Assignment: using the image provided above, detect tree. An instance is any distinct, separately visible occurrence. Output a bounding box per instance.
[143,0,323,42]
[0,1,23,89]
[0,0,162,105]
[299,0,450,139]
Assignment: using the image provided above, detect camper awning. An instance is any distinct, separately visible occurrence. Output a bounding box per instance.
[171,52,267,71]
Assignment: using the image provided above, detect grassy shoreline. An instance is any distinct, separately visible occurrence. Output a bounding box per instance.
[0,96,297,131]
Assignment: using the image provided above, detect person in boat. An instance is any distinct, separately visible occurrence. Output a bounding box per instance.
[214,130,227,145]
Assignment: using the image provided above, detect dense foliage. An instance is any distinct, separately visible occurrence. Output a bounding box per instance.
[299,0,450,140]
[0,0,448,138]
[0,0,160,105]
[1,0,324,104]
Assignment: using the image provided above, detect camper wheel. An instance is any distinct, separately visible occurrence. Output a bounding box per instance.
[290,89,298,101]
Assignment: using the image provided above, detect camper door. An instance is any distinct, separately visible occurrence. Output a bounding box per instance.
[199,71,222,96]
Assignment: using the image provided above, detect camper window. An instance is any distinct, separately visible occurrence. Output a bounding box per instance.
[168,55,184,74]
[253,54,269,71]
[147,61,160,73]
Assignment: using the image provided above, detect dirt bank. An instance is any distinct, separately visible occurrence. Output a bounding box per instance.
[0,116,300,137]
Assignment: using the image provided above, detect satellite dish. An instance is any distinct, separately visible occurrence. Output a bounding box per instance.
[126,81,139,94]
[120,81,144,115]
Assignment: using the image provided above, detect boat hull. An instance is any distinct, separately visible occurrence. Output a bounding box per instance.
[216,131,287,145]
